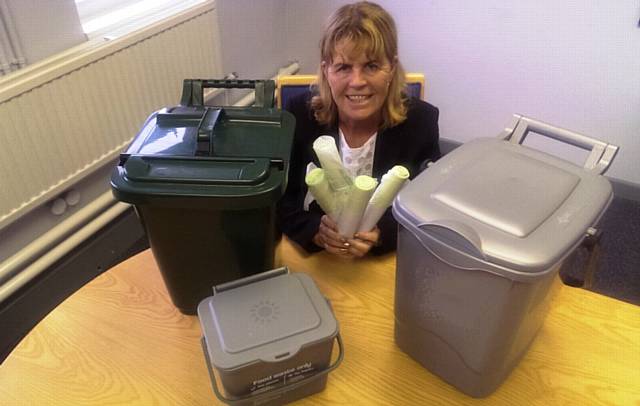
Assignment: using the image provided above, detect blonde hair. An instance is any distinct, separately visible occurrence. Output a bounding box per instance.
[311,1,407,129]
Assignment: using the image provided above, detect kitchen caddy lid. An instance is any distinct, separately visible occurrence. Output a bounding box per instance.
[199,271,338,370]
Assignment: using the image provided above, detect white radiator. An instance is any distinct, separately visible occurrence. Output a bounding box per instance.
[0,1,221,231]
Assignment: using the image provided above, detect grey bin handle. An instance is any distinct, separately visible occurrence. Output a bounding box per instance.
[201,333,344,405]
[419,220,485,260]
[213,267,289,294]
[501,114,619,175]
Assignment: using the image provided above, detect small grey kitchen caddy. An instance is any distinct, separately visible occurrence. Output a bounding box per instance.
[198,267,343,405]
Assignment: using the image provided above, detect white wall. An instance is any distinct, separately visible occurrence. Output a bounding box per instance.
[283,0,640,184]
[217,0,289,82]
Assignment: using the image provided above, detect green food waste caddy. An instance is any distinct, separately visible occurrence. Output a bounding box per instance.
[111,79,294,314]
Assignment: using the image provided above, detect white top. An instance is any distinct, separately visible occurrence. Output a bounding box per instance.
[339,129,377,178]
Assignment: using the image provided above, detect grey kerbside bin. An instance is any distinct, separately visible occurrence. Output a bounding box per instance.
[111,79,294,315]
[392,114,619,398]
[198,267,343,406]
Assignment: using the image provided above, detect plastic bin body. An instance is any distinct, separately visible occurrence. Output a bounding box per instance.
[111,81,294,314]
[136,204,277,313]
[198,268,342,405]
[392,121,617,397]
[394,225,559,397]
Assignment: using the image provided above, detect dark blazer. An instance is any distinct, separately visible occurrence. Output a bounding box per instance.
[277,92,441,254]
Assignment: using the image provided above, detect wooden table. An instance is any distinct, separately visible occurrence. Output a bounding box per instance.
[1,239,639,405]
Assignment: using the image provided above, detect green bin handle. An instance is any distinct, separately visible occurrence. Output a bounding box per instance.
[180,79,275,108]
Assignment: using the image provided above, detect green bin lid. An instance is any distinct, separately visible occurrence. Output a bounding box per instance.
[111,106,294,209]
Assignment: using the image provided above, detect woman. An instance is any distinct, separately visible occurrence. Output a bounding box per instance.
[277,1,440,258]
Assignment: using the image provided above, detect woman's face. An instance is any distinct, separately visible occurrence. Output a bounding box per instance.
[325,40,394,128]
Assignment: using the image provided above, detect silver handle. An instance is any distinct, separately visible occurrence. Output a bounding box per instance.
[419,220,485,260]
[201,333,344,405]
[213,267,289,294]
[503,114,618,175]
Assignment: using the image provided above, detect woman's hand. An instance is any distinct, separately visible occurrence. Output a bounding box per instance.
[313,215,353,257]
[313,215,380,258]
[348,228,380,258]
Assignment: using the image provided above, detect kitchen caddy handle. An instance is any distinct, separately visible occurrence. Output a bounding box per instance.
[213,267,289,294]
[201,333,344,405]
[502,114,618,175]
[180,79,275,108]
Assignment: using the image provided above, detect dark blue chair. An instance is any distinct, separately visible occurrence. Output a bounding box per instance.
[276,73,426,108]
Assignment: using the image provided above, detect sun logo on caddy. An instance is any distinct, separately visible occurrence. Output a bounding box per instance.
[250,299,281,324]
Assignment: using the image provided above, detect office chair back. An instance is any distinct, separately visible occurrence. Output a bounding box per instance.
[276,73,425,109]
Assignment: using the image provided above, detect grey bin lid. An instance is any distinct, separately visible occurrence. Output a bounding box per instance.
[198,270,338,371]
[394,138,613,274]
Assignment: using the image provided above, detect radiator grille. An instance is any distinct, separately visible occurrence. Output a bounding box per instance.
[0,3,221,230]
